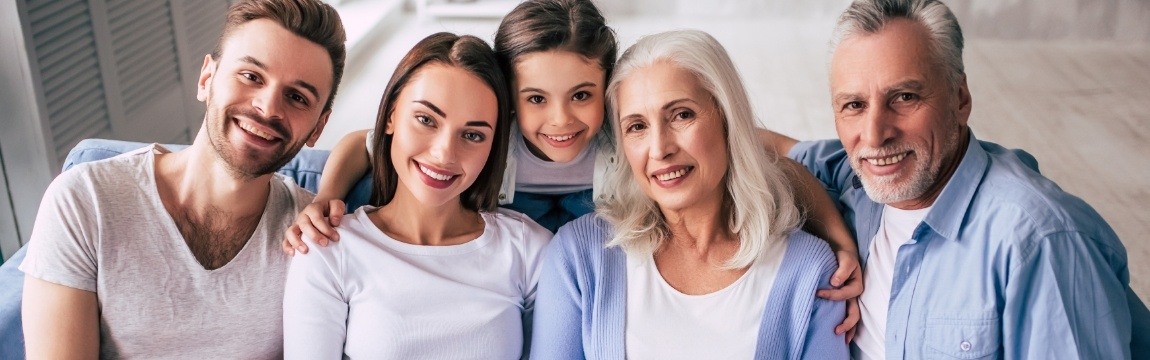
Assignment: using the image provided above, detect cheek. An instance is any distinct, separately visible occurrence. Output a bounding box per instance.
[621,140,647,177]
[515,102,546,130]
[576,103,606,132]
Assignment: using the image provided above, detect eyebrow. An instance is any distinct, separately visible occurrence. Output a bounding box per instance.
[239,56,321,102]
[414,100,447,117]
[619,98,697,121]
[834,79,927,104]
[465,121,493,129]
[519,81,599,94]
[884,80,925,97]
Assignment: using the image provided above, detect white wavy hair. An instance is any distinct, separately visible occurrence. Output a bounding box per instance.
[830,0,965,90]
[599,29,802,269]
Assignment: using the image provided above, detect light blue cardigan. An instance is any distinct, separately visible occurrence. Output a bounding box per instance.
[530,214,849,359]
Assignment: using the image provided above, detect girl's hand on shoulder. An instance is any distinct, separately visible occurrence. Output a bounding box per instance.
[281,199,347,255]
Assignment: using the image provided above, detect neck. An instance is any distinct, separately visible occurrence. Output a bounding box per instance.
[154,139,272,221]
[370,184,483,246]
[659,195,735,259]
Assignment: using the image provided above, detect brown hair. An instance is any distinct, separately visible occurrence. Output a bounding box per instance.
[212,0,347,112]
[369,32,512,212]
[493,0,618,85]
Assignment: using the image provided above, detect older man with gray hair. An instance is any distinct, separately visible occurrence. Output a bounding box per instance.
[767,0,1150,358]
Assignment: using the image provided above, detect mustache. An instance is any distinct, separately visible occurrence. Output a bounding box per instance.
[227,106,288,140]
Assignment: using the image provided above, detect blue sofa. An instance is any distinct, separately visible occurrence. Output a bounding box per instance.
[0,139,374,357]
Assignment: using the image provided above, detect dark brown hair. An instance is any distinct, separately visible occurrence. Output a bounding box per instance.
[212,0,347,112]
[493,0,618,85]
[369,32,512,212]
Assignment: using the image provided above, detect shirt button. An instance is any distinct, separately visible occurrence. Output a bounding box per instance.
[960,341,972,351]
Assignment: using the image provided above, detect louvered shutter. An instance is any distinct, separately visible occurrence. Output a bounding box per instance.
[26,0,113,165]
[0,0,230,251]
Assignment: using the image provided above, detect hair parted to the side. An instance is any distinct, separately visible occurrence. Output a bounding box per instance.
[213,0,347,112]
[830,0,965,90]
[369,32,512,212]
[601,29,803,269]
[494,0,618,87]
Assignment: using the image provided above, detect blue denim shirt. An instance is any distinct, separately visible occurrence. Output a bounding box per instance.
[789,133,1150,359]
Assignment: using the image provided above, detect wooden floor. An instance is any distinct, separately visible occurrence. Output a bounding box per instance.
[319,15,1150,302]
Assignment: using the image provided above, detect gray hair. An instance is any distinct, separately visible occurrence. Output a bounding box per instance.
[830,0,965,90]
[600,30,802,269]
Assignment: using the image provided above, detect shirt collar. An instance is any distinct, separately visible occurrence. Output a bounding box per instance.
[919,131,990,241]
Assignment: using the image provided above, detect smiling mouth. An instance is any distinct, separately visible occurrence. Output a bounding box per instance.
[656,168,690,181]
[866,152,909,166]
[542,130,583,144]
[237,120,279,141]
[418,162,455,181]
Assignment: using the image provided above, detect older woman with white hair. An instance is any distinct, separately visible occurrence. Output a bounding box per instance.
[529,29,848,359]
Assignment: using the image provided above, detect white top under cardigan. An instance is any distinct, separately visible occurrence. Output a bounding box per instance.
[529,214,850,359]
[283,206,552,359]
[624,239,786,359]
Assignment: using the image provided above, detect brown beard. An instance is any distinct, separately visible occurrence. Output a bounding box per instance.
[203,101,315,180]
[172,204,263,270]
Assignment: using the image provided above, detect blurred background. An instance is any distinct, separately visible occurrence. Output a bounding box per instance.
[1,0,1148,302]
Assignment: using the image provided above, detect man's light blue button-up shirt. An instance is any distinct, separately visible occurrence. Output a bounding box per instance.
[789,132,1150,359]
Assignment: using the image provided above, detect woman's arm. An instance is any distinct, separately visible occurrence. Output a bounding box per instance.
[530,234,587,359]
[282,246,349,359]
[284,129,373,254]
[758,128,862,336]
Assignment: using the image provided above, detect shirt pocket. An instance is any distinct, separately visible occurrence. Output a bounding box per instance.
[924,314,1001,359]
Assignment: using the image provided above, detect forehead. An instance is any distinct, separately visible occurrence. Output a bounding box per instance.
[218,19,334,96]
[400,63,498,123]
[830,19,936,91]
[513,50,604,87]
[616,61,708,112]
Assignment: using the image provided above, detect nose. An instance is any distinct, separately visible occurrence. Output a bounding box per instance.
[648,121,678,160]
[428,131,458,165]
[547,103,575,128]
[860,105,896,148]
[251,87,285,121]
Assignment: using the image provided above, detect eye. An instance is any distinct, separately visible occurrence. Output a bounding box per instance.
[416,114,435,127]
[673,109,695,120]
[894,92,918,103]
[527,95,545,104]
[843,101,864,112]
[624,121,647,133]
[288,92,309,106]
[463,131,486,143]
[239,72,261,84]
[572,91,591,102]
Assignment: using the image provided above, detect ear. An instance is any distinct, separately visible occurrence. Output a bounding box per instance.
[385,112,396,135]
[196,54,216,102]
[954,76,972,126]
[305,110,331,147]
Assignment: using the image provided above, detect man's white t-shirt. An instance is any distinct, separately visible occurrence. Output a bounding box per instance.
[624,240,787,359]
[20,145,313,358]
[283,206,552,359]
[852,205,930,360]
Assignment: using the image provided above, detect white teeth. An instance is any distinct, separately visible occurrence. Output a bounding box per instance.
[867,153,908,166]
[239,122,275,141]
[655,168,688,181]
[545,134,575,142]
[419,163,453,181]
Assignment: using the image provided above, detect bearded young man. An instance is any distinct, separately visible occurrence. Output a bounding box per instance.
[19,0,345,358]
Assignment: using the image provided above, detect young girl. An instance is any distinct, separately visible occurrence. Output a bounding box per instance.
[281,32,550,358]
[287,0,864,336]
